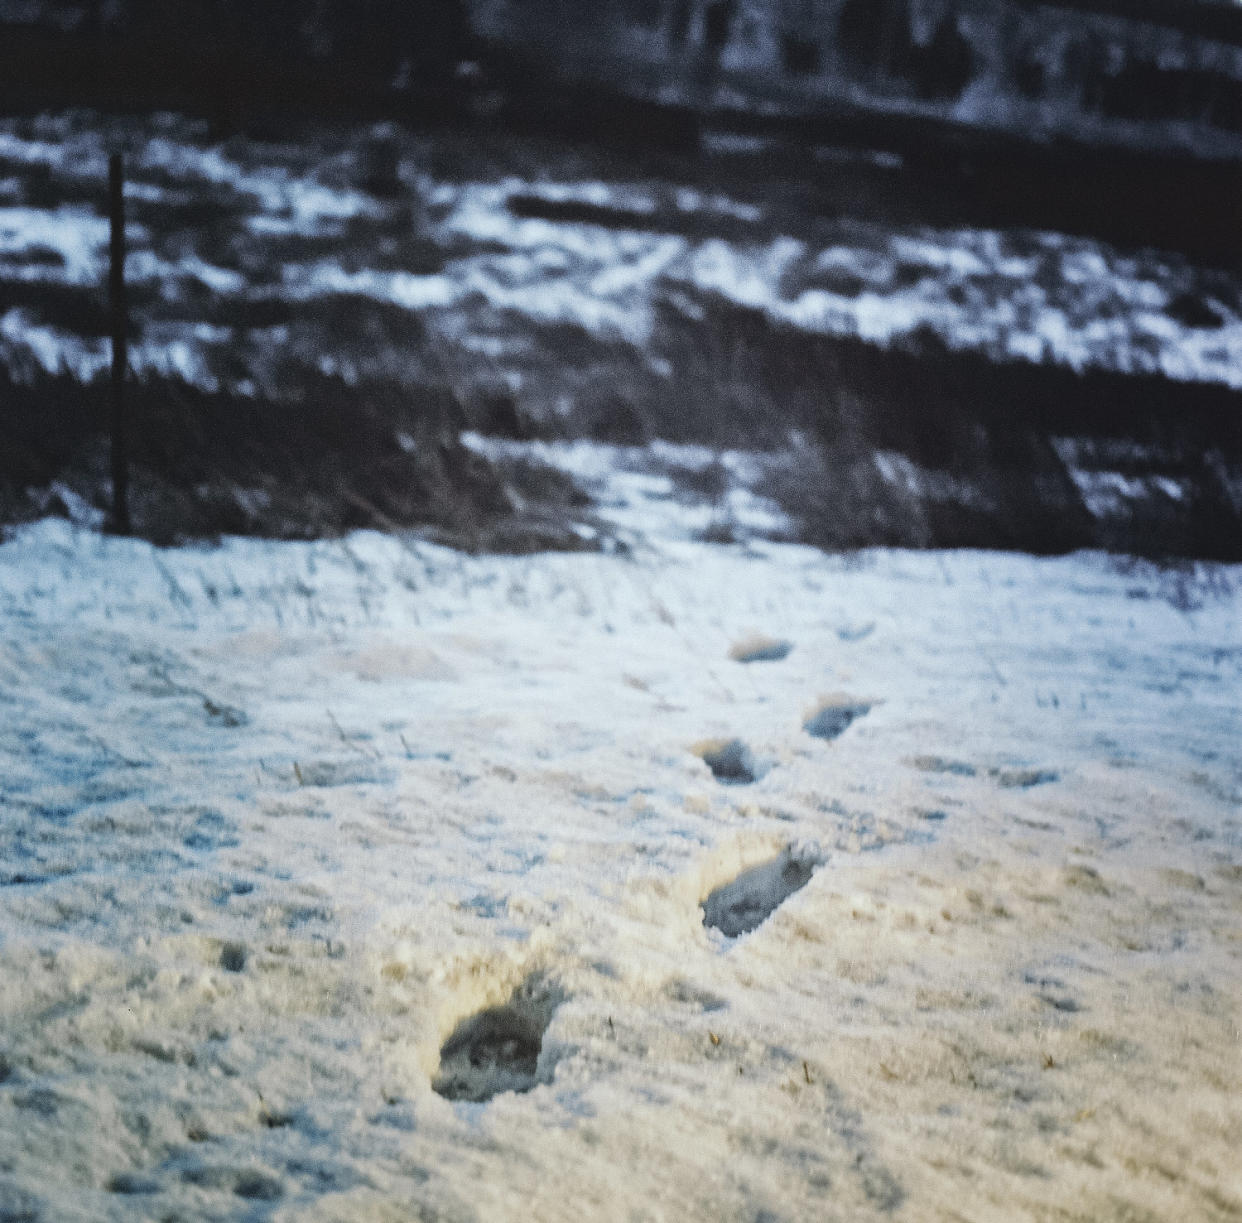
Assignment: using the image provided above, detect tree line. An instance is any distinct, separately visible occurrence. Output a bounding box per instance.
[4,0,474,87]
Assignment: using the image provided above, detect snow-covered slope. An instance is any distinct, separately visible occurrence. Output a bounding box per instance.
[4,115,1240,398]
[1,508,1239,1220]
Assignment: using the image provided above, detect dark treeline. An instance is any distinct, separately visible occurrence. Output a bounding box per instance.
[0,0,475,114]
[121,0,471,80]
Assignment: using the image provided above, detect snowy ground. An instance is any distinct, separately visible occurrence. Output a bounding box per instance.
[1,490,1240,1219]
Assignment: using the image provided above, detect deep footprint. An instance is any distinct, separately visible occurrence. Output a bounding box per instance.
[693,738,761,785]
[728,635,793,664]
[803,700,871,741]
[703,849,819,937]
[432,977,562,1103]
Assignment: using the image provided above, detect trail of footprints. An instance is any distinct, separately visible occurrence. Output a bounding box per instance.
[431,637,841,1103]
[429,849,825,1103]
[430,844,826,1103]
[83,630,1060,1208]
[427,633,1056,1104]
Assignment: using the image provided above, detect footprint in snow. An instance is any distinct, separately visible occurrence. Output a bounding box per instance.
[219,942,247,973]
[691,738,765,785]
[702,848,820,938]
[728,635,793,664]
[836,622,875,642]
[803,698,872,741]
[432,977,563,1103]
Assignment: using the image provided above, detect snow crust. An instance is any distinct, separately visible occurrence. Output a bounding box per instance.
[1,510,1239,1220]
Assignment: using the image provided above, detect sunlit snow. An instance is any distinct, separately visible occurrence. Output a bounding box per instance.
[0,508,1238,1220]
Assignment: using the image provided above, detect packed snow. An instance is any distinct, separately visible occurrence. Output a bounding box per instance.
[1,491,1240,1219]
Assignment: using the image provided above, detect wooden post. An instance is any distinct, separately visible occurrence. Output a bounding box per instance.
[108,151,130,535]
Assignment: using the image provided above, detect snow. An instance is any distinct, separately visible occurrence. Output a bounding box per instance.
[138,137,378,237]
[437,178,1242,386]
[0,205,112,282]
[0,306,106,377]
[3,117,1241,391]
[1,503,1240,1220]
[1,110,1241,1215]
[460,434,792,544]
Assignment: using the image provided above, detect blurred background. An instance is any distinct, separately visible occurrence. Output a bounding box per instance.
[1,0,1240,556]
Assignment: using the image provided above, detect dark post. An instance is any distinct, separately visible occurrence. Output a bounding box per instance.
[108,151,131,535]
